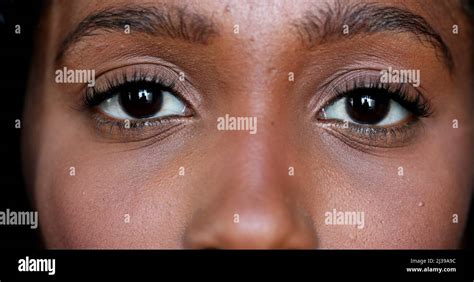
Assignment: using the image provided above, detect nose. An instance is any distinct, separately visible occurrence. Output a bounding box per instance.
[183,133,317,249]
[184,198,317,249]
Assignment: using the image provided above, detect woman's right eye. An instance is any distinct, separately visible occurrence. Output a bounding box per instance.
[98,81,187,120]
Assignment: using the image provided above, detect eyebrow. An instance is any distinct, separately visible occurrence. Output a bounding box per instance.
[295,1,454,71]
[55,5,219,63]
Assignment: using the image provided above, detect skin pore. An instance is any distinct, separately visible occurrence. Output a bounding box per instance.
[22,0,473,248]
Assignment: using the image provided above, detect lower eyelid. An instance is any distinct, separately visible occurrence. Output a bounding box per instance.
[317,118,422,151]
[88,110,191,143]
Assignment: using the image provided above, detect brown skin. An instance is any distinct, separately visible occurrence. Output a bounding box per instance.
[22,0,473,248]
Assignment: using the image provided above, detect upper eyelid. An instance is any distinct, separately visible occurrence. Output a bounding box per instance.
[309,69,380,114]
[310,69,429,112]
[86,79,176,108]
[74,55,203,103]
[92,64,179,91]
[88,64,202,110]
[90,72,176,94]
[310,69,375,107]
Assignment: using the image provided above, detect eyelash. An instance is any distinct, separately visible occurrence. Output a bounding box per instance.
[318,77,433,149]
[82,69,431,147]
[331,79,432,118]
[83,70,188,130]
[84,71,177,106]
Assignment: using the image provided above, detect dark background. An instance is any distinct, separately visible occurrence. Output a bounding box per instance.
[0,0,42,248]
[0,0,472,250]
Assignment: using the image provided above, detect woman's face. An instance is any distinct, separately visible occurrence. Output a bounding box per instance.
[22,0,473,248]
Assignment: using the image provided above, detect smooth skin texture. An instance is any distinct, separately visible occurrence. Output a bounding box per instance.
[23,0,473,248]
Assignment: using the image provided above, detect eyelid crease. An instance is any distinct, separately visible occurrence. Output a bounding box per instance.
[331,79,432,118]
[85,72,176,105]
[312,70,434,152]
[82,64,200,117]
[71,65,198,144]
[310,69,433,119]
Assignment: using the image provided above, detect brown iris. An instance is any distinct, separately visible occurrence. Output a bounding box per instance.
[345,90,390,124]
[118,82,164,119]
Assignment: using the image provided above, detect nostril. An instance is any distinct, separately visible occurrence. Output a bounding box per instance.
[183,206,317,249]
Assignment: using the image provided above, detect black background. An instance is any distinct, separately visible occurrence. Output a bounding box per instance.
[0,0,42,248]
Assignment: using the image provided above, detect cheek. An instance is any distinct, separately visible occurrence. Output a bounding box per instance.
[31,127,196,248]
[299,129,471,249]
[35,153,194,248]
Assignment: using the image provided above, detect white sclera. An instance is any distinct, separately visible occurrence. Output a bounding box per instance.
[99,90,186,120]
[323,97,410,126]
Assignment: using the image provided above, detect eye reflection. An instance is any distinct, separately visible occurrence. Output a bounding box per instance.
[347,93,389,124]
[119,88,163,119]
[98,81,186,120]
[323,91,411,126]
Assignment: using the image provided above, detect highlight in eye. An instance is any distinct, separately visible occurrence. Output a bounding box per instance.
[96,81,186,120]
[76,66,198,144]
[84,68,193,128]
[322,83,429,126]
[317,75,433,148]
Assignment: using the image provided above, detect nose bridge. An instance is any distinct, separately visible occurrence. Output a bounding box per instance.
[225,126,288,197]
[215,65,290,189]
[181,23,317,247]
[233,127,284,187]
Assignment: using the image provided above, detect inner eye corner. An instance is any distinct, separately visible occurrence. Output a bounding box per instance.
[93,80,192,121]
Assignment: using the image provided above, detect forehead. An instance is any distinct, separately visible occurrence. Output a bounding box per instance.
[53,0,455,30]
[46,0,467,76]
[49,0,461,59]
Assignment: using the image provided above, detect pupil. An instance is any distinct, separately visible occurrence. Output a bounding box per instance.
[119,84,163,119]
[345,90,390,124]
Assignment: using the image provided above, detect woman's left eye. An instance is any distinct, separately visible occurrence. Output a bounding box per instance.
[322,91,411,126]
[98,82,186,120]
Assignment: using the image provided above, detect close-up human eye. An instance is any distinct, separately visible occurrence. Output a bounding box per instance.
[81,67,195,137]
[1,0,473,280]
[322,85,413,126]
[316,76,433,148]
[88,80,187,121]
